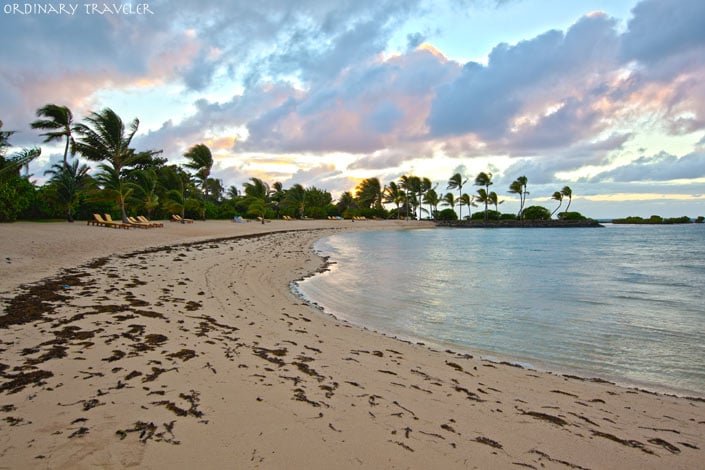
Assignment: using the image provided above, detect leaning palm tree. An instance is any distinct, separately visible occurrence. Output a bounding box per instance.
[561,186,573,212]
[508,176,529,219]
[0,119,15,157]
[31,104,75,167]
[44,160,92,222]
[73,108,160,223]
[183,143,214,220]
[474,171,493,220]
[447,173,468,220]
[355,177,384,211]
[551,191,563,216]
[0,147,41,179]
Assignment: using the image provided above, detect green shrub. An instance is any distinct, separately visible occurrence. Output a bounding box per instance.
[0,177,36,222]
[471,210,501,220]
[500,213,517,220]
[558,211,587,221]
[437,208,458,221]
[522,205,552,220]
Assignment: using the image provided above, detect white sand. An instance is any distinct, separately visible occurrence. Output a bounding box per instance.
[0,220,703,469]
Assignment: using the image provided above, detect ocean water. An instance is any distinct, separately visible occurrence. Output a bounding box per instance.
[296,224,705,395]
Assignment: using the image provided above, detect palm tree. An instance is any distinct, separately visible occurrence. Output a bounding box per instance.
[183,143,214,220]
[551,191,563,216]
[244,177,270,200]
[508,176,529,219]
[423,188,440,220]
[458,193,476,220]
[441,192,456,214]
[270,181,285,218]
[384,181,405,219]
[163,166,198,222]
[475,189,489,218]
[561,186,573,212]
[44,160,92,222]
[31,104,75,167]
[447,173,468,220]
[400,175,421,220]
[419,178,435,220]
[0,119,15,158]
[474,171,493,220]
[0,147,41,179]
[283,183,306,218]
[227,185,240,199]
[243,177,271,221]
[355,178,383,211]
[73,108,160,223]
[248,199,268,224]
[489,191,503,213]
[130,168,160,219]
[336,191,356,215]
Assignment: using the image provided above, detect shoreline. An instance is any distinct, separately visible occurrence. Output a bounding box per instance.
[1,220,704,468]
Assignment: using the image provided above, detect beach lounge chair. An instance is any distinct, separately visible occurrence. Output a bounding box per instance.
[104,213,134,229]
[91,213,130,229]
[127,216,154,229]
[88,213,105,226]
[137,215,163,228]
[171,214,194,223]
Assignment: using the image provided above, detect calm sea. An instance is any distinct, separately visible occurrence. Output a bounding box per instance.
[295,224,705,396]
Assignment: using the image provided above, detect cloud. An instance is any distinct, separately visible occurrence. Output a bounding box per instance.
[620,0,705,65]
[427,12,620,143]
[590,150,705,182]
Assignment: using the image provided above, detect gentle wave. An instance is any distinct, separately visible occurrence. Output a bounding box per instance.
[297,224,705,395]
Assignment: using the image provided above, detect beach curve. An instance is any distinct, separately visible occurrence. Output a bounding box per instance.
[1,220,704,469]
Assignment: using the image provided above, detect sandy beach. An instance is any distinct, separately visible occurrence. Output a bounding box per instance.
[1,219,703,469]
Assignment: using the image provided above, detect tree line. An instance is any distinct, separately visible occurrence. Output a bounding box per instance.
[1,103,581,223]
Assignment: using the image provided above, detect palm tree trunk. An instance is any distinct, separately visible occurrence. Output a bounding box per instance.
[63,136,70,167]
[119,197,130,224]
[457,189,462,220]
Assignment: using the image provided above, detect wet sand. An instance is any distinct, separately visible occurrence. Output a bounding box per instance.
[1,220,703,469]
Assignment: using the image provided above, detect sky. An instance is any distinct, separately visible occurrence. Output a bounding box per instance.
[1,0,704,219]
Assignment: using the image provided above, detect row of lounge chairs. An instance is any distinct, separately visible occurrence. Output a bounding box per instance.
[88,214,164,229]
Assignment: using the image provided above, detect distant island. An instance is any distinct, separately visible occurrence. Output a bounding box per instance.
[612,215,704,224]
[437,219,603,228]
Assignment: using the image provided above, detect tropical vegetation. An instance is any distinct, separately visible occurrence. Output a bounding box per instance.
[2,103,656,225]
[612,215,699,224]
